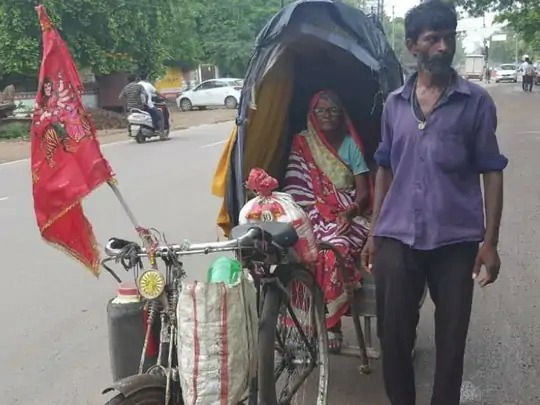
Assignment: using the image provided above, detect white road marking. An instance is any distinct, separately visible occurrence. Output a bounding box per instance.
[201,140,227,149]
[0,157,29,167]
[0,197,8,202]
[517,130,540,135]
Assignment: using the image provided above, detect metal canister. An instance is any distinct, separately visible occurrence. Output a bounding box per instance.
[106,283,158,381]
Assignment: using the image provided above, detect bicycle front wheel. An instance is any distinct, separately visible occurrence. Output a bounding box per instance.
[258,265,329,405]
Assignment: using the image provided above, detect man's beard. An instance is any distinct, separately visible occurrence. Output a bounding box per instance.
[418,52,454,76]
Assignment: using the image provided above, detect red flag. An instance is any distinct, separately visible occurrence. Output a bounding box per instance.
[31,5,114,276]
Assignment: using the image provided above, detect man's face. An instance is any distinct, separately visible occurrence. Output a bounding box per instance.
[408,29,456,76]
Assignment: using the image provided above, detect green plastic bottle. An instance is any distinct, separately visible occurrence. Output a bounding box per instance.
[207,257,242,284]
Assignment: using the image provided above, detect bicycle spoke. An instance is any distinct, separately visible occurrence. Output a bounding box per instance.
[274,277,322,404]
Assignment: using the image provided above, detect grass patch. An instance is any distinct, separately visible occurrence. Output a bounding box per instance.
[0,121,31,140]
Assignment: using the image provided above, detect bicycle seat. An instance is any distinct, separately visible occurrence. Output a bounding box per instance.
[231,222,299,248]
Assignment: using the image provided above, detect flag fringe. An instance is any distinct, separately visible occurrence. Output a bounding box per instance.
[41,230,101,278]
[38,177,114,278]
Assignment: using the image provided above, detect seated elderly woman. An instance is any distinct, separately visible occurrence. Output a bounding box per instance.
[283,90,371,354]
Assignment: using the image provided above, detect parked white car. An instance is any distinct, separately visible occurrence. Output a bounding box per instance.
[495,64,518,83]
[176,78,243,111]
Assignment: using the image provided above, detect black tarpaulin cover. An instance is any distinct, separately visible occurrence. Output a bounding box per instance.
[212,0,403,235]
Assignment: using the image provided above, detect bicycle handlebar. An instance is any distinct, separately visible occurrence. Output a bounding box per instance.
[104,227,266,259]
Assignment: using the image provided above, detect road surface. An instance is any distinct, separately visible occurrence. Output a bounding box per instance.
[1,83,539,404]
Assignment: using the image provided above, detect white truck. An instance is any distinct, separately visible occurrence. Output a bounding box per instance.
[464,54,485,80]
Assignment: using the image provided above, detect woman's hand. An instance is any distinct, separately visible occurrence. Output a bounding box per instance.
[336,212,352,235]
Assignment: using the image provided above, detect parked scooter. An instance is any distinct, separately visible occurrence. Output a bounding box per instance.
[128,96,171,143]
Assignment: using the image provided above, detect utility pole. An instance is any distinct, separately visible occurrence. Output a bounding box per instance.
[483,14,489,72]
[392,5,396,50]
[515,34,519,63]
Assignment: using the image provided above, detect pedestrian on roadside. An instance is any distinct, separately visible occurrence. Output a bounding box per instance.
[484,65,491,84]
[362,1,508,404]
[520,57,534,92]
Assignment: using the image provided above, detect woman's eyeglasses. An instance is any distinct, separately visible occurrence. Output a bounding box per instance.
[314,107,341,116]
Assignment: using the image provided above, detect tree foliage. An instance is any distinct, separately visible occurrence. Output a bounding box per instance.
[0,0,284,82]
[458,0,540,54]
[383,16,466,68]
[193,0,282,77]
[0,0,202,80]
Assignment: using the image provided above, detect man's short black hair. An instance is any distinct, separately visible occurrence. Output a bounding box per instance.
[127,73,137,82]
[139,72,148,80]
[405,0,457,43]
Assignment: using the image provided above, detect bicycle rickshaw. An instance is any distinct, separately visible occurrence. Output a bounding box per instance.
[102,2,404,405]
[212,0,403,381]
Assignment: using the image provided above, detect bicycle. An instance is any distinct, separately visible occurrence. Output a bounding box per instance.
[101,221,329,405]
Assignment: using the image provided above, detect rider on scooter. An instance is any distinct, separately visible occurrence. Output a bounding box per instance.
[138,72,164,133]
[119,74,146,111]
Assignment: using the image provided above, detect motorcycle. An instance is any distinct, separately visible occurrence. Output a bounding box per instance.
[128,95,171,143]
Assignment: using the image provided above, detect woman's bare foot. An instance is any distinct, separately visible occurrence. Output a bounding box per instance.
[328,321,343,354]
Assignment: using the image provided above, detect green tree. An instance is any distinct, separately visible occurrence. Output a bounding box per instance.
[383,14,465,70]
[454,33,467,66]
[457,0,540,55]
[193,0,282,77]
[488,30,521,64]
[383,16,406,62]
[0,0,200,81]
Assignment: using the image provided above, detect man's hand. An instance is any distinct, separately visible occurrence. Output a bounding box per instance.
[361,236,375,273]
[473,243,501,287]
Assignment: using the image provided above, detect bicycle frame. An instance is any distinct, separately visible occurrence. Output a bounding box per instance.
[102,226,321,405]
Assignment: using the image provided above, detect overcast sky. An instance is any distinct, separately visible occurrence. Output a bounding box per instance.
[384,0,504,52]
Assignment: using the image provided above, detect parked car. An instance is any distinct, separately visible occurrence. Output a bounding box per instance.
[176,78,243,111]
[495,64,518,83]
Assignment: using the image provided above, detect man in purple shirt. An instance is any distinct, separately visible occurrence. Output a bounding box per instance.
[362,1,507,404]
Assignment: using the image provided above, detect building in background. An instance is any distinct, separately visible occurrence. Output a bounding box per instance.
[155,64,220,99]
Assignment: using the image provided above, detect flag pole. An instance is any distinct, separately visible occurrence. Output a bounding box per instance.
[107,180,141,229]
[107,180,158,266]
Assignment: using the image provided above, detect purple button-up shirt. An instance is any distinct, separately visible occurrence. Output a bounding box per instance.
[374,73,508,250]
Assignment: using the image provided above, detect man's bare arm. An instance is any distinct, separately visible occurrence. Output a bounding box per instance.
[473,171,504,287]
[370,166,393,233]
[483,171,504,247]
[361,166,393,270]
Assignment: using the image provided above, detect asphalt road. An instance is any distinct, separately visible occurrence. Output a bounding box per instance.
[1,82,539,404]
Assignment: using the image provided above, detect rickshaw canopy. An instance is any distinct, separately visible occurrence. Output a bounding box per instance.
[212,0,403,235]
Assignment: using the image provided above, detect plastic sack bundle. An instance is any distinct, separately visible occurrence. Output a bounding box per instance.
[239,168,318,263]
[177,272,258,405]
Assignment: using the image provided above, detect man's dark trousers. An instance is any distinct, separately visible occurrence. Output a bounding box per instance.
[374,237,478,405]
[143,105,162,131]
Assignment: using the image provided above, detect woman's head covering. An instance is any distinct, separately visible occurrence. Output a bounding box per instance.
[303,90,374,198]
[315,89,343,112]
[307,90,365,156]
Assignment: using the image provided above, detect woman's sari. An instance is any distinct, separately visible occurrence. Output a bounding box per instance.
[283,91,370,329]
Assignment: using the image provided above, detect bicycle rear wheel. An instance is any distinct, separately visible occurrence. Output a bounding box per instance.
[258,265,329,405]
